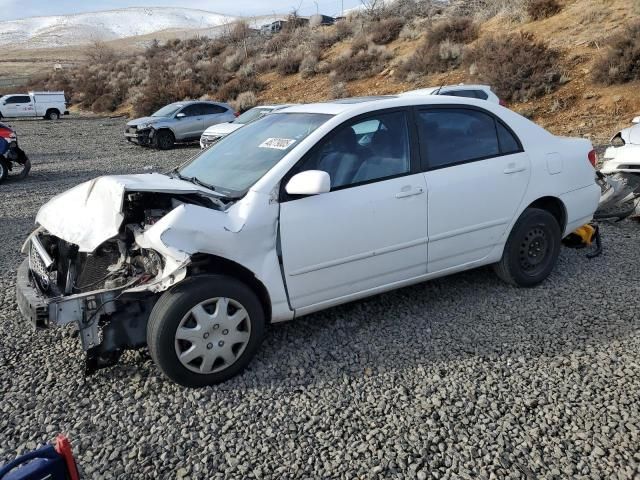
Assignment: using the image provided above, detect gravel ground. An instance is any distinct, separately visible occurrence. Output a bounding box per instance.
[1,117,640,479]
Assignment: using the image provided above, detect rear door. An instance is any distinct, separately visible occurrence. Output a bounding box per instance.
[200,104,232,131]
[416,106,530,272]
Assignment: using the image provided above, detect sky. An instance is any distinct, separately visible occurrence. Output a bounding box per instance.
[0,0,362,21]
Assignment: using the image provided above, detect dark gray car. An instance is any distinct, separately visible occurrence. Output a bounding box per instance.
[125,101,236,149]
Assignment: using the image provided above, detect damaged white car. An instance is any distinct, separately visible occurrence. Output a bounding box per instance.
[17,96,600,387]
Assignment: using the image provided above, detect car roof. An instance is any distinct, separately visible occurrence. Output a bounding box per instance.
[278,94,495,116]
[169,100,229,107]
[401,85,492,96]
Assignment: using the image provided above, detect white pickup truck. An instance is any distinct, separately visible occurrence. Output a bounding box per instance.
[0,91,68,120]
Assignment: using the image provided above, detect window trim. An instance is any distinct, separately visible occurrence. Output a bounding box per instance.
[412,104,524,172]
[279,107,420,202]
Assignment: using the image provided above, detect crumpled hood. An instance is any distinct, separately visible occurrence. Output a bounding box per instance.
[36,173,214,252]
[202,122,242,136]
[127,116,161,127]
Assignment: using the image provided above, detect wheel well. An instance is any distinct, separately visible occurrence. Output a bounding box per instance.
[527,196,567,231]
[187,253,272,322]
[46,108,59,114]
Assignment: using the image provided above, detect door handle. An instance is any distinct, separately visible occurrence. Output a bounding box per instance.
[395,186,424,199]
[503,164,526,174]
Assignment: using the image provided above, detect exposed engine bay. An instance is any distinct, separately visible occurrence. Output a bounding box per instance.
[24,189,229,373]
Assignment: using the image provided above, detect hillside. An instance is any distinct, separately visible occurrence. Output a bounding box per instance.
[255,0,639,145]
[0,8,236,49]
[18,0,640,146]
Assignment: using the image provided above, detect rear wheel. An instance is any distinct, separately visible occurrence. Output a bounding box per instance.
[0,157,8,183]
[153,129,174,150]
[493,208,561,287]
[45,109,60,120]
[147,275,265,387]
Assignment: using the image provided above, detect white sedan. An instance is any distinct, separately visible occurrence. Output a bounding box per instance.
[18,95,600,387]
[199,104,295,148]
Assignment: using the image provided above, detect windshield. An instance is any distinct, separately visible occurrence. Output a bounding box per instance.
[152,104,182,117]
[234,107,273,124]
[179,112,331,196]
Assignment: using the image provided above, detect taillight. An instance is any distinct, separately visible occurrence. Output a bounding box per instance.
[234,111,240,117]
[588,149,597,168]
[499,99,507,107]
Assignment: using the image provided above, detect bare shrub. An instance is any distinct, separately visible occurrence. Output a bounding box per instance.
[398,16,478,77]
[300,56,319,78]
[217,77,265,102]
[277,50,304,75]
[330,44,392,82]
[335,20,354,40]
[592,21,640,85]
[370,17,406,45]
[255,56,279,73]
[428,17,478,45]
[527,0,561,20]
[312,30,341,50]
[330,80,348,99]
[350,34,370,54]
[232,91,257,112]
[466,32,562,102]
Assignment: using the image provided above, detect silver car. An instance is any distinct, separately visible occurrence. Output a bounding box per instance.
[125,101,236,150]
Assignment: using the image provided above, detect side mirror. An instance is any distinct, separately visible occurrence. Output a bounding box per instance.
[632,116,640,124]
[176,112,186,118]
[285,170,330,196]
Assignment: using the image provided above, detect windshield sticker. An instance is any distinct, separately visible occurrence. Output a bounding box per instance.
[259,138,296,150]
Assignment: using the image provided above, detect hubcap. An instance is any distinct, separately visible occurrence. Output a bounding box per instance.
[0,163,4,179]
[519,227,549,272]
[174,297,251,374]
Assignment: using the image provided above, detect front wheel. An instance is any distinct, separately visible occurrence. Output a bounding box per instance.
[147,275,265,387]
[493,208,561,287]
[153,129,174,150]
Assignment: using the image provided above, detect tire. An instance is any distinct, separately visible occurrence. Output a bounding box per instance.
[493,208,561,287]
[153,129,174,150]
[0,157,8,183]
[45,109,60,120]
[147,275,265,387]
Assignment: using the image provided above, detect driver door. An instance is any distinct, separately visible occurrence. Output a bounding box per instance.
[279,109,429,310]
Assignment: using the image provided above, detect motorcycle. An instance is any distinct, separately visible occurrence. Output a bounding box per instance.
[594,116,640,221]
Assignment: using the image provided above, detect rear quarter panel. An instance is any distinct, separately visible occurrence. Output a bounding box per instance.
[504,108,598,233]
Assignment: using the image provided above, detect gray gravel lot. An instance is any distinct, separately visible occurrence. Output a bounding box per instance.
[1,117,640,479]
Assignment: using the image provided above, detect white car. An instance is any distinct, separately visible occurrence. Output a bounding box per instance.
[601,116,640,174]
[402,84,505,105]
[0,91,68,120]
[17,95,600,387]
[200,104,295,149]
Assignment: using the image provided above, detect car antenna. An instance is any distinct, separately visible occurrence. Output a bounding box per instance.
[433,73,452,95]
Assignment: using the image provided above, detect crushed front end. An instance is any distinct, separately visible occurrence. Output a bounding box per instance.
[16,178,228,374]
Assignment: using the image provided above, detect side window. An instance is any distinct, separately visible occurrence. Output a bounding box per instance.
[417,108,500,169]
[5,96,20,104]
[496,121,521,154]
[474,90,489,100]
[19,96,32,103]
[298,111,411,190]
[180,105,202,117]
[200,104,227,115]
